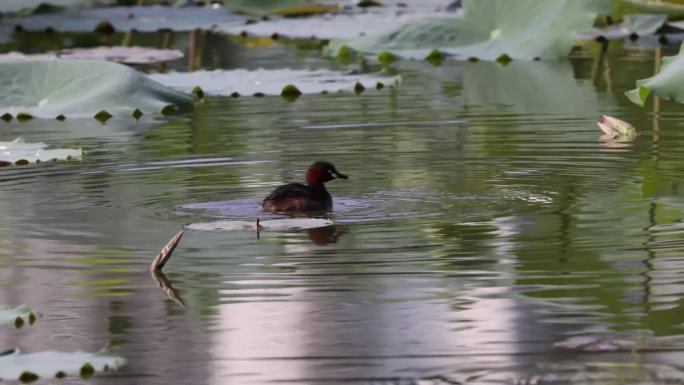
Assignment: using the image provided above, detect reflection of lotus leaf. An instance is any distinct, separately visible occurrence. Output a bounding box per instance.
[0,60,193,119]
[327,0,606,61]
[0,350,125,380]
[627,42,684,106]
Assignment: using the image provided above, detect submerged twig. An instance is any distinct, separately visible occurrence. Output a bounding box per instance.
[150,230,184,272]
[150,270,186,308]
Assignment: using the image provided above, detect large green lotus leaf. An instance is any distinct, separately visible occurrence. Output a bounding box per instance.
[623,0,684,18]
[149,68,399,96]
[5,5,245,32]
[0,47,184,64]
[327,0,604,60]
[0,305,35,327]
[0,349,124,379]
[626,42,684,106]
[0,60,193,119]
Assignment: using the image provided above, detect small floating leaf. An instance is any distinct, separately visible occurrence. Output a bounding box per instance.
[496,53,512,65]
[28,312,36,325]
[376,82,385,90]
[55,371,66,379]
[80,363,94,379]
[16,112,32,121]
[280,84,302,101]
[425,49,444,65]
[0,350,124,379]
[131,108,143,120]
[14,317,24,329]
[191,86,204,100]
[93,110,112,123]
[377,51,399,67]
[1,113,12,122]
[19,371,38,383]
[337,44,352,63]
[230,92,240,98]
[55,114,66,121]
[160,104,176,115]
[354,81,365,95]
[253,92,265,97]
[187,218,334,232]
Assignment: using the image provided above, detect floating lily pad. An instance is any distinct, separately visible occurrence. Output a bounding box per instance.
[218,3,451,39]
[149,68,399,96]
[626,42,684,106]
[186,218,334,232]
[327,0,604,60]
[4,5,245,33]
[0,60,193,119]
[576,14,667,40]
[0,306,35,327]
[0,350,124,380]
[0,138,82,166]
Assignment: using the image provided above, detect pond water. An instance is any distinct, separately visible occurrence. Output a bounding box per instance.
[2,32,684,384]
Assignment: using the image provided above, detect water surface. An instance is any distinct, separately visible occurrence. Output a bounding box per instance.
[1,35,684,384]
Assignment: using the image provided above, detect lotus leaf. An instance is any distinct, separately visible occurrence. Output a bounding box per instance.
[149,68,399,96]
[0,0,107,15]
[186,218,334,232]
[0,306,35,327]
[326,0,605,61]
[576,14,667,40]
[0,47,184,64]
[626,42,684,106]
[0,60,193,119]
[0,350,124,380]
[0,138,82,166]
[219,6,450,39]
[5,5,245,33]
[228,0,339,16]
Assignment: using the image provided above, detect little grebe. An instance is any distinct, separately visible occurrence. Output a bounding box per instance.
[261,161,348,212]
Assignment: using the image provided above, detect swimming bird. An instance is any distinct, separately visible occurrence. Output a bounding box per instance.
[261,161,348,213]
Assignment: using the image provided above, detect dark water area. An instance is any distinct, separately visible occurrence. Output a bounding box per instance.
[2,30,684,384]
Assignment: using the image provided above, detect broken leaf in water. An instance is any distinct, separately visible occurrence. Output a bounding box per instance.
[327,0,604,60]
[4,5,245,33]
[149,68,399,96]
[0,305,36,327]
[0,60,193,119]
[0,349,124,380]
[0,138,82,166]
[597,115,638,142]
[186,218,334,232]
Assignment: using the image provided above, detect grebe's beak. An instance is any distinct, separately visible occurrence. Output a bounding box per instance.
[333,170,348,179]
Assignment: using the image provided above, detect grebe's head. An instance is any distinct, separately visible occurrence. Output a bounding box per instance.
[306,161,348,185]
